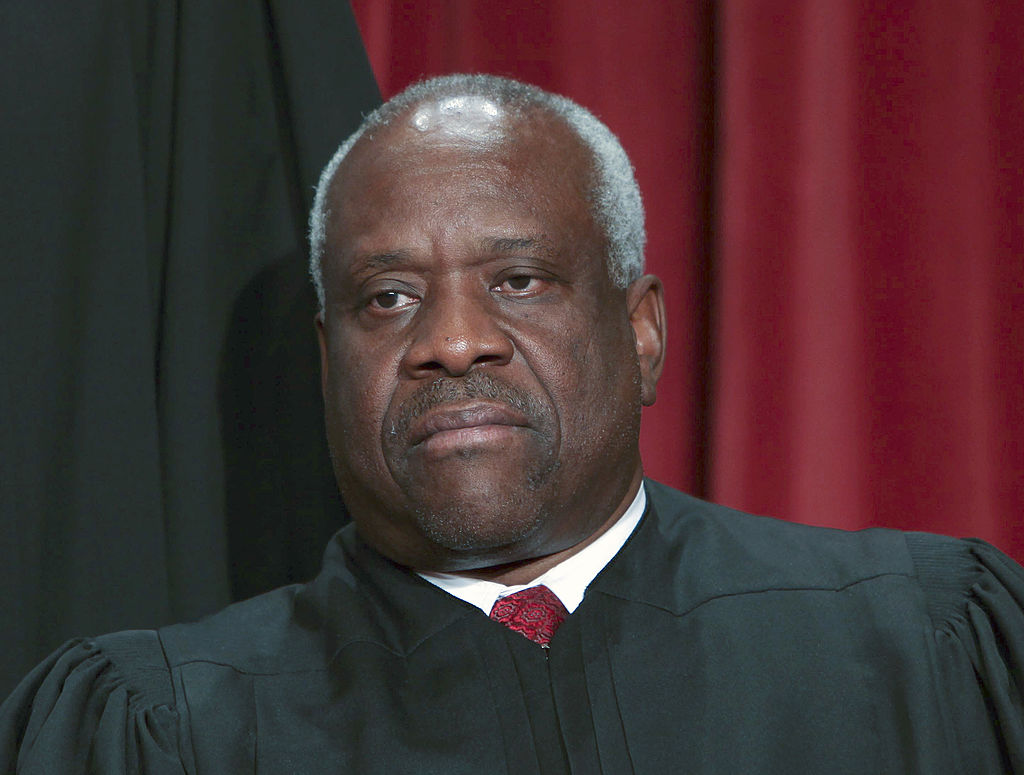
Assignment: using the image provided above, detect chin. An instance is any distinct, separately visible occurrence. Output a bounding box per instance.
[412,495,548,555]
[398,447,559,543]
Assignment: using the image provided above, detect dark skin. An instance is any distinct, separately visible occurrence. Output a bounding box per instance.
[317,99,666,585]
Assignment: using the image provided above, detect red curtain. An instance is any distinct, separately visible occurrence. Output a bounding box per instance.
[349,1,1024,560]
[714,1,1024,558]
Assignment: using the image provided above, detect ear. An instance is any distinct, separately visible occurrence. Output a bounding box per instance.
[626,275,666,406]
[315,312,329,399]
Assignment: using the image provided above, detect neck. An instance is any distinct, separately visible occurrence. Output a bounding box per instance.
[444,474,644,586]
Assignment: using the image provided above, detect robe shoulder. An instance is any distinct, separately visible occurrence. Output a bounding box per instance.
[642,480,1024,770]
[0,630,184,774]
[0,555,370,775]
[644,479,1024,628]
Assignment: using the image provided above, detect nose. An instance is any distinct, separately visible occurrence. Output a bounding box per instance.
[401,287,514,379]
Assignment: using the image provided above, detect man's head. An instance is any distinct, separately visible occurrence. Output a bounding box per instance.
[311,74,665,577]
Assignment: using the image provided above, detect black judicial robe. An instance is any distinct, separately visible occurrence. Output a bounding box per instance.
[4,480,1024,774]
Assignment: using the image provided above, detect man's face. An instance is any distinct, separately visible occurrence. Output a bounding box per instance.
[317,100,663,572]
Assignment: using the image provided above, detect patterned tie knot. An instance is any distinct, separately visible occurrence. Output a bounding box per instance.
[489,584,568,647]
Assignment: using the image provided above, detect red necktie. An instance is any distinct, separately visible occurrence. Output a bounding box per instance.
[489,585,568,647]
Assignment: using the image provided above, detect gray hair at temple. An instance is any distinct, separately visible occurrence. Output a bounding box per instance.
[308,73,646,312]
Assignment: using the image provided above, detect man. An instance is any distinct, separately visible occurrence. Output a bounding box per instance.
[3,74,1024,774]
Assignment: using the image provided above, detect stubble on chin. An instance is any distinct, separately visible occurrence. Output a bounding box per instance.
[409,455,562,553]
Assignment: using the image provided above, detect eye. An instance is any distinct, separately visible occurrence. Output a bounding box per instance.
[493,274,549,296]
[368,289,418,311]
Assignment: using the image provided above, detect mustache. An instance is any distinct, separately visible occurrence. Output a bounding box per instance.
[389,372,546,440]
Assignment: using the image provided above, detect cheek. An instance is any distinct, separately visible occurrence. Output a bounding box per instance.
[556,319,641,442]
[324,337,400,457]
[526,313,637,420]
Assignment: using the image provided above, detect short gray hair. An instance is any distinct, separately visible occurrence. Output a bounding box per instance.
[308,74,645,310]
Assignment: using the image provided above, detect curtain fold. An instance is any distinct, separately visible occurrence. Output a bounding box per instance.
[712,1,1024,558]
[0,0,378,696]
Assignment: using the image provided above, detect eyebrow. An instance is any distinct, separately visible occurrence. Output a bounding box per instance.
[355,250,414,270]
[349,236,555,274]
[483,236,556,256]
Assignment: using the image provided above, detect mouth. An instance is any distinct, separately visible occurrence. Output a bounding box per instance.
[407,402,531,451]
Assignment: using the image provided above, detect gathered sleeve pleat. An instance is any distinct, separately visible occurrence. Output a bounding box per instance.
[0,635,185,774]
[910,535,1024,772]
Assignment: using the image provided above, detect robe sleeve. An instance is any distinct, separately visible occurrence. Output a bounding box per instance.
[909,534,1024,772]
[0,634,186,774]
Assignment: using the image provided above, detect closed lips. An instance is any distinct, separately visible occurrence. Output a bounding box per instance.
[407,403,529,446]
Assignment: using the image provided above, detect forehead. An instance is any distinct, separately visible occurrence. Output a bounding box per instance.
[322,101,600,263]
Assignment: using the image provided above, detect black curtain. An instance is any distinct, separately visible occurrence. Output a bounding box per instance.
[0,0,379,696]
